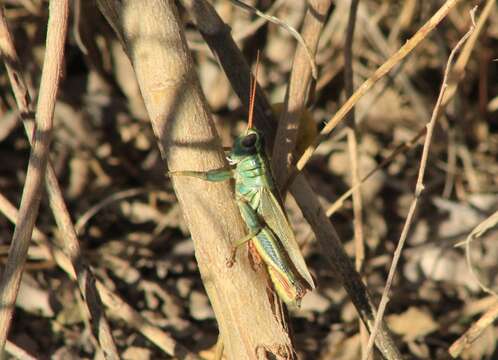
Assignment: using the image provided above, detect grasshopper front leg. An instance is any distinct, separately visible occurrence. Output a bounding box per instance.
[168,168,233,182]
[170,168,250,265]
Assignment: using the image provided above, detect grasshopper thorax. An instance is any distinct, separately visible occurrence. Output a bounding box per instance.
[227,128,264,165]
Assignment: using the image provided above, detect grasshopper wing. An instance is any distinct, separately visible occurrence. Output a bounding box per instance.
[259,187,315,289]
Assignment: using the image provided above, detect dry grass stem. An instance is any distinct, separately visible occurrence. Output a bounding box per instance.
[356,3,430,122]
[326,125,427,217]
[0,0,68,351]
[231,0,285,43]
[442,0,496,107]
[458,210,498,296]
[361,11,477,360]
[0,5,120,358]
[343,0,369,356]
[1,1,494,358]
[293,0,462,176]
[326,0,493,217]
[449,301,498,357]
[290,176,402,359]
[0,193,46,243]
[272,0,332,189]
[179,0,278,138]
[230,0,318,79]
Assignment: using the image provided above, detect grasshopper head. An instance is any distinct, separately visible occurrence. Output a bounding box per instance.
[227,128,264,165]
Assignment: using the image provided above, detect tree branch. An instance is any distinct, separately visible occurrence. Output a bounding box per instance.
[97,0,295,358]
[271,0,332,190]
[180,1,402,358]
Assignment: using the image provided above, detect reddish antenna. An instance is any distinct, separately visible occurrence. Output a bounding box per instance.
[247,51,260,130]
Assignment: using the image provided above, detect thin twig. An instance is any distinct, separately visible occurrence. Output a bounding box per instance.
[361,10,476,360]
[292,0,463,179]
[0,0,68,351]
[327,126,426,217]
[344,0,359,122]
[344,0,362,269]
[343,0,368,356]
[272,0,332,189]
[230,0,318,79]
[442,0,496,107]
[0,5,119,358]
[442,128,457,198]
[0,193,46,243]
[356,3,430,123]
[457,210,498,296]
[449,301,498,358]
[232,0,286,43]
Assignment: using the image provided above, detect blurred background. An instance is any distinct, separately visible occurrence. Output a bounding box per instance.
[0,1,497,359]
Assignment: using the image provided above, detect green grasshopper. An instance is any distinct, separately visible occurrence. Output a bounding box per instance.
[170,58,315,307]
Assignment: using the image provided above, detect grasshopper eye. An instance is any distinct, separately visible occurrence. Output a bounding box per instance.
[241,133,257,149]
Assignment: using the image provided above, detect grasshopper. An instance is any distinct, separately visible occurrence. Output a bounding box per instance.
[170,57,315,307]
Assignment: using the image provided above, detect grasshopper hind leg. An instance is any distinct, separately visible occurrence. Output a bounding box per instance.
[248,241,264,270]
[226,227,262,267]
[226,197,264,267]
[267,266,307,308]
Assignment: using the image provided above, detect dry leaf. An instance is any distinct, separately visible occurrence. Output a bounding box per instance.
[17,275,54,318]
[387,307,438,341]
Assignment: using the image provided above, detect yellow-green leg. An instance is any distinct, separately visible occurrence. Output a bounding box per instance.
[226,227,262,267]
[168,168,232,182]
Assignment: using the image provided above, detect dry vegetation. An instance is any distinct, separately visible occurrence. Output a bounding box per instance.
[0,0,497,359]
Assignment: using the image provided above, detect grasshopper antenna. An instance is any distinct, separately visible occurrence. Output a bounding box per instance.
[247,51,260,130]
